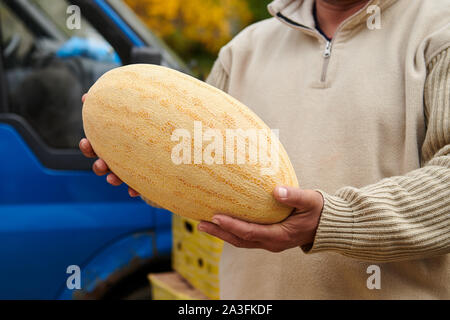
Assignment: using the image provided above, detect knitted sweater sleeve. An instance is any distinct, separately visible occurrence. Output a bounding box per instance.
[306,48,450,262]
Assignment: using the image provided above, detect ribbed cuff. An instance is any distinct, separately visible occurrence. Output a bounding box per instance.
[301,190,354,254]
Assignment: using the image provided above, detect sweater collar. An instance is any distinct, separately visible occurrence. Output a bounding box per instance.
[268,0,398,35]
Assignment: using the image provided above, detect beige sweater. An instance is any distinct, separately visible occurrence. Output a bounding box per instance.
[206,0,450,299]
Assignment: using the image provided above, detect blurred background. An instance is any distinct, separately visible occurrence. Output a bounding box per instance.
[124,0,271,78]
[0,0,272,300]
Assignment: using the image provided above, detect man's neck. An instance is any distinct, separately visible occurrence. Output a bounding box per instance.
[315,0,370,39]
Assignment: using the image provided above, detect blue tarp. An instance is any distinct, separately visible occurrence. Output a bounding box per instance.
[56,37,121,64]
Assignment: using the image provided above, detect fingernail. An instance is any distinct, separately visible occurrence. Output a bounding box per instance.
[211,216,220,225]
[277,187,288,199]
[198,223,205,231]
[97,161,105,171]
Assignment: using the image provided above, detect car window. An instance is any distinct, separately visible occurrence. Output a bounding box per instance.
[30,0,106,42]
[0,3,34,64]
[1,0,120,149]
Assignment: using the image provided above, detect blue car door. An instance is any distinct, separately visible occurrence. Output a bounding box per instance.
[0,0,172,299]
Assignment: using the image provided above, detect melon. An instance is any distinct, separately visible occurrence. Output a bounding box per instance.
[82,64,298,223]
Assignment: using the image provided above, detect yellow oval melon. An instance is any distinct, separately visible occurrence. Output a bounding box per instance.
[82,64,298,224]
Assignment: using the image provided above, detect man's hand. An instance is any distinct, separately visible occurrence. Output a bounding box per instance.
[198,187,324,252]
[79,94,140,197]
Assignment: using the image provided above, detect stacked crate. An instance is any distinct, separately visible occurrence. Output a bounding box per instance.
[171,215,223,299]
[148,272,208,300]
[148,214,223,300]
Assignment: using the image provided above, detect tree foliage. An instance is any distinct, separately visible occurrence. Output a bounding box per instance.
[124,0,271,76]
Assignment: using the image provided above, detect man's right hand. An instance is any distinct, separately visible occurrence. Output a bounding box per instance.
[79,94,140,197]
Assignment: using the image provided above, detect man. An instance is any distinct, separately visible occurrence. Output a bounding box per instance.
[80,0,450,299]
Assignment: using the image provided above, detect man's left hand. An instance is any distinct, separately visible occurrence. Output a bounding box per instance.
[198,186,324,252]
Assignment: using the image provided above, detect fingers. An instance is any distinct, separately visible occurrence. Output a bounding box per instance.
[79,138,96,158]
[197,188,325,252]
[94,162,139,197]
[274,186,319,212]
[80,127,138,197]
[128,188,140,197]
[92,160,123,187]
[211,215,280,242]
[90,153,125,187]
[102,170,139,196]
[198,221,260,249]
[81,90,145,200]
[106,173,123,186]
[92,159,110,176]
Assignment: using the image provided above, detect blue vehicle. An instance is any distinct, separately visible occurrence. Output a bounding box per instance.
[0,0,188,299]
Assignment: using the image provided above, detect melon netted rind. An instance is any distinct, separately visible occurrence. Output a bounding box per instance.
[82,64,299,224]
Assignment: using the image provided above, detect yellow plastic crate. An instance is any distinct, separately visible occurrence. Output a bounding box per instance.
[148,272,208,300]
[172,214,223,300]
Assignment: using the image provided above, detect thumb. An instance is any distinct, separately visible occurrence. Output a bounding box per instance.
[273,186,319,210]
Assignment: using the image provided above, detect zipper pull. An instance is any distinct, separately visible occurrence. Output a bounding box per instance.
[323,41,332,58]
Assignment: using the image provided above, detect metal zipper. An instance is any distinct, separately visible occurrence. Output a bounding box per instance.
[321,41,332,82]
[276,1,373,83]
[277,14,333,83]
